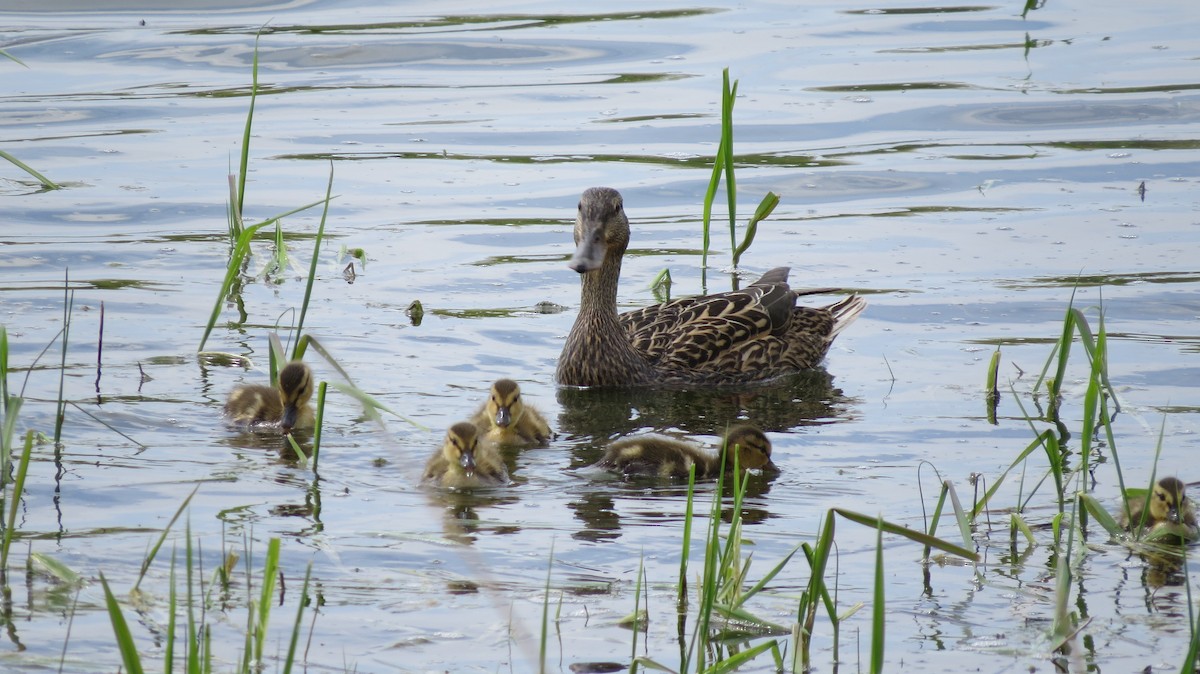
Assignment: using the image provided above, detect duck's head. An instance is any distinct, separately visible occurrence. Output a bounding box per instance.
[1152,477,1189,524]
[726,425,776,472]
[569,187,628,274]
[444,421,481,477]
[486,379,525,428]
[277,362,314,434]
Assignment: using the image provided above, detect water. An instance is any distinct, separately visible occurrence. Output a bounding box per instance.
[2,0,1200,671]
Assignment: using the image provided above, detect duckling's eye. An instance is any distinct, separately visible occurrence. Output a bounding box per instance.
[1158,492,1168,502]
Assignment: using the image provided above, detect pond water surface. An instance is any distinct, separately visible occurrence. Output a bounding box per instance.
[3,0,1200,672]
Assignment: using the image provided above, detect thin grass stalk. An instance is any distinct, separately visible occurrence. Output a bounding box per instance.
[282,563,313,674]
[0,430,33,576]
[251,538,282,668]
[54,273,74,445]
[1051,494,1078,640]
[235,31,262,221]
[100,572,146,674]
[1179,551,1199,673]
[1034,287,1078,403]
[294,165,335,354]
[628,555,644,674]
[166,547,177,674]
[922,483,950,563]
[678,464,696,604]
[870,517,885,674]
[1,325,8,416]
[311,382,327,472]
[0,149,61,190]
[133,487,198,592]
[720,69,737,260]
[186,525,198,674]
[540,541,554,674]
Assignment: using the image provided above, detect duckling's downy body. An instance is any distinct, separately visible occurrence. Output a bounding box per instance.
[593,425,776,479]
[470,379,552,446]
[1120,476,1199,543]
[224,361,315,434]
[423,421,511,489]
[556,187,866,388]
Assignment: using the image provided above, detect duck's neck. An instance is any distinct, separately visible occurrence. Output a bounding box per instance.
[557,253,653,387]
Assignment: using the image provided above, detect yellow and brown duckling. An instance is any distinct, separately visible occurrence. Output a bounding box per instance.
[593,424,776,480]
[224,361,315,434]
[470,379,552,446]
[556,187,867,387]
[1120,476,1199,543]
[422,421,511,489]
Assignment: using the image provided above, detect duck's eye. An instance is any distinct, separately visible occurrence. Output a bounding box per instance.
[578,202,583,212]
[592,231,603,244]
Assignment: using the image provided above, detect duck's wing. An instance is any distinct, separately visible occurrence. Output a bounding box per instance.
[621,267,796,363]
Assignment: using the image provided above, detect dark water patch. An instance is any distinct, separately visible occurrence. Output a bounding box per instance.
[998,271,1200,289]
[842,7,997,16]
[809,81,980,93]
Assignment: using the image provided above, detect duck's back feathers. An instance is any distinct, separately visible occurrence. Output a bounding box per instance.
[619,267,864,383]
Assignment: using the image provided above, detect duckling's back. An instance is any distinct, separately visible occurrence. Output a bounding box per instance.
[595,436,717,479]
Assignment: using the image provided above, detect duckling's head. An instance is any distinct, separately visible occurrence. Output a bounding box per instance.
[1152,477,1189,524]
[569,187,628,274]
[443,422,481,477]
[277,362,314,434]
[725,425,775,472]
[486,379,525,428]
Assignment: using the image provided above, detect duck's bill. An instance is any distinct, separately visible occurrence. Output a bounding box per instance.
[281,405,299,434]
[459,451,477,477]
[568,237,605,273]
[494,407,512,428]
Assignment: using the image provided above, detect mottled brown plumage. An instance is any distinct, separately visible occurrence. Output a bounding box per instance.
[224,361,314,434]
[556,187,866,387]
[1120,476,1199,544]
[470,379,552,446]
[422,421,511,489]
[592,424,776,479]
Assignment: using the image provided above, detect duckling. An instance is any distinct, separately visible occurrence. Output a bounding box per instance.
[224,361,315,434]
[556,187,866,387]
[470,379,552,446]
[593,424,776,480]
[422,421,511,489]
[1120,476,1199,543]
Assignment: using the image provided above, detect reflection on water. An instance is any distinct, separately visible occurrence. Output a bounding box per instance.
[556,368,847,455]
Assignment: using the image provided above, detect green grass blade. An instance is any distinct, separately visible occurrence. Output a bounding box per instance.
[236,31,262,217]
[54,276,73,445]
[870,517,884,674]
[282,563,312,674]
[133,486,199,591]
[832,509,978,561]
[720,69,738,259]
[540,541,554,674]
[30,552,82,585]
[253,538,282,665]
[311,382,327,471]
[703,639,779,673]
[731,542,801,609]
[731,191,777,268]
[1,429,34,572]
[294,164,335,355]
[100,572,146,674]
[0,149,61,190]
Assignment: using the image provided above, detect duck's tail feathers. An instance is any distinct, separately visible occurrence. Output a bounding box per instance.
[827,294,867,339]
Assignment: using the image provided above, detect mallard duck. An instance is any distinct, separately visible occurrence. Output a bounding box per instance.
[556,186,866,387]
[422,421,511,489]
[1120,476,1199,543]
[470,379,552,446]
[592,424,776,479]
[224,361,314,434]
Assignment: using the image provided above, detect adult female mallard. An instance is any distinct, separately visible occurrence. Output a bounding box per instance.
[556,187,866,387]
[470,379,552,446]
[422,421,511,489]
[224,361,314,434]
[592,424,776,479]
[1120,476,1199,544]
